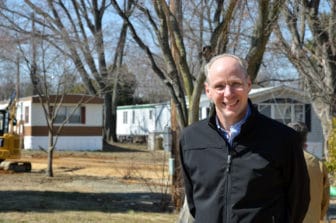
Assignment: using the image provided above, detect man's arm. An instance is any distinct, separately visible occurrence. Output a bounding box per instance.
[179,140,196,218]
[287,138,310,223]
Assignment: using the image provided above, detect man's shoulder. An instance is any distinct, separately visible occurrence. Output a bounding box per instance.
[183,119,209,132]
[180,118,225,149]
[180,118,216,141]
[253,112,298,136]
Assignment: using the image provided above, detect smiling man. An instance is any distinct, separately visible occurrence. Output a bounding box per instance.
[179,54,310,223]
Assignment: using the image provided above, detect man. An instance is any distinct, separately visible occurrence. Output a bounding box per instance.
[179,54,310,223]
[287,122,330,223]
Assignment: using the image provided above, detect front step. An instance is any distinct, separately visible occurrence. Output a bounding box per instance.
[0,161,32,172]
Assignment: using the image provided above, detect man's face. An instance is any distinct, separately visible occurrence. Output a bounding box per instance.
[205,57,252,126]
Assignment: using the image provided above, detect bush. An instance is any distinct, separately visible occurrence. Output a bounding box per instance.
[326,117,336,184]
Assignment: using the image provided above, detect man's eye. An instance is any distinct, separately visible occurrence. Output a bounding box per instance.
[231,83,243,88]
[215,86,225,91]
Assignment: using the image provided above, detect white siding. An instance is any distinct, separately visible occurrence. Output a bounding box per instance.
[117,106,154,135]
[306,142,323,159]
[306,108,324,159]
[154,104,170,132]
[24,136,102,151]
[30,104,47,125]
[116,103,170,136]
[85,104,103,126]
[308,109,323,142]
[16,101,31,124]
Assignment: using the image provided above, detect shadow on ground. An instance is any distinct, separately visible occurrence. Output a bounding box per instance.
[102,142,146,153]
[0,190,172,213]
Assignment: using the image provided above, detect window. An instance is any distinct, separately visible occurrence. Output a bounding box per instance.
[80,107,86,124]
[24,106,29,123]
[199,107,211,119]
[258,102,307,127]
[198,108,203,120]
[123,111,128,124]
[0,112,4,133]
[273,104,292,124]
[258,104,271,117]
[206,107,210,117]
[132,110,135,124]
[55,106,84,124]
[149,110,153,120]
[294,104,304,121]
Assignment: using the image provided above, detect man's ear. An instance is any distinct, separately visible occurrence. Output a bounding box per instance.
[204,82,211,97]
[247,77,252,93]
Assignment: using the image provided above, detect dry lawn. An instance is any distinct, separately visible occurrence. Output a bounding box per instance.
[0,143,179,223]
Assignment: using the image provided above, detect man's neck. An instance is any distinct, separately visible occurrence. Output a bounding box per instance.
[217,107,249,131]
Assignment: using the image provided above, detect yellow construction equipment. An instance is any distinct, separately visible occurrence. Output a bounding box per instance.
[0,92,31,172]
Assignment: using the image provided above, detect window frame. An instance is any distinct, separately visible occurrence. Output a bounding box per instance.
[257,101,308,129]
[123,111,128,124]
[54,106,85,124]
[24,106,30,123]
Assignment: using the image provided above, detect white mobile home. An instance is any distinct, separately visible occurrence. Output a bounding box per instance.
[116,102,170,139]
[15,95,104,151]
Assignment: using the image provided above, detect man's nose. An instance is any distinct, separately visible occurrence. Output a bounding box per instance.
[223,85,234,95]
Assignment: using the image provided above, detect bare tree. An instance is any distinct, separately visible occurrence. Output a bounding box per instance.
[0,0,134,143]
[0,30,23,100]
[274,0,336,157]
[112,0,284,127]
[17,27,93,177]
[111,0,285,218]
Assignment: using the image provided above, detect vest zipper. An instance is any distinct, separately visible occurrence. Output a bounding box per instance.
[226,154,232,172]
[225,153,232,222]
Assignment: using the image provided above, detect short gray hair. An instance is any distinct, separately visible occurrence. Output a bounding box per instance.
[204,53,248,81]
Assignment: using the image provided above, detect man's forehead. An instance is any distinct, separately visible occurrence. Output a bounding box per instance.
[210,56,238,67]
[208,61,245,76]
[205,54,249,83]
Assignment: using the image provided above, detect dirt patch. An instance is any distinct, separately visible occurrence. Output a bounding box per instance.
[0,144,174,214]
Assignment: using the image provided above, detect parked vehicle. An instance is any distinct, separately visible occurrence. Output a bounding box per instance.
[0,92,31,172]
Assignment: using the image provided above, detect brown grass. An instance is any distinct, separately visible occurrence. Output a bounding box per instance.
[0,143,179,223]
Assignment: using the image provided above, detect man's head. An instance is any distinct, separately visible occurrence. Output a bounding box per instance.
[287,121,308,150]
[204,54,252,128]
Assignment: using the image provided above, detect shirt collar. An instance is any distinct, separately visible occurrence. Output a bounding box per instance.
[216,104,251,144]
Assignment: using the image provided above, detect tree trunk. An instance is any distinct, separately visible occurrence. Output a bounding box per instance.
[103,92,117,143]
[170,100,184,211]
[111,74,119,142]
[47,131,54,177]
